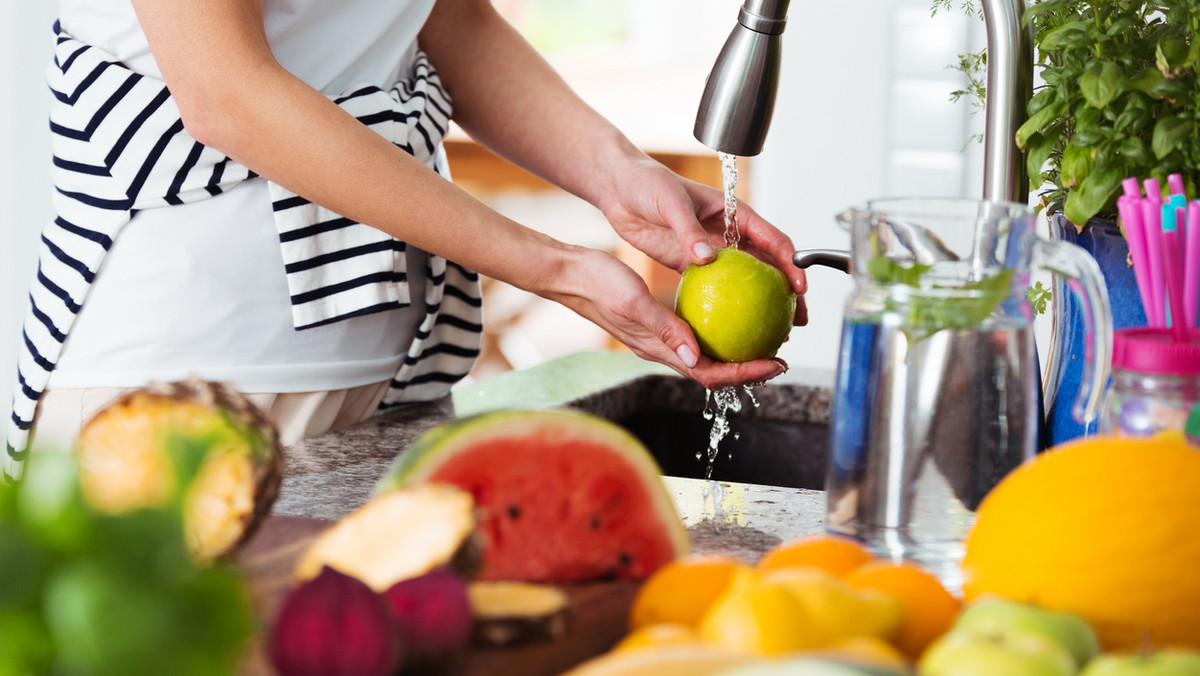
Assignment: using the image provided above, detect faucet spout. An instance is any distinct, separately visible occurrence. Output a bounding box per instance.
[981,0,1033,203]
[693,0,790,156]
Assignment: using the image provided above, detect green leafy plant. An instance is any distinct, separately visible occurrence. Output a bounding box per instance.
[0,439,256,676]
[868,256,1015,341]
[1019,1,1200,226]
[1027,280,1052,314]
[941,1,1200,226]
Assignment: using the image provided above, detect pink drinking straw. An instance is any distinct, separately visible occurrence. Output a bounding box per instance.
[1119,195,1155,323]
[1142,196,1167,327]
[1145,177,1162,200]
[1187,201,1200,327]
[1163,228,1190,342]
[1123,176,1143,198]
[1170,172,1187,198]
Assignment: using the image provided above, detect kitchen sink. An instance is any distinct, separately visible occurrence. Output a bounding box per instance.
[567,375,832,490]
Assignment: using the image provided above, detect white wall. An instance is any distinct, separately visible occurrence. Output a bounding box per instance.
[2,2,58,411]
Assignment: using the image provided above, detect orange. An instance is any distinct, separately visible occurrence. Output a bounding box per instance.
[757,534,876,577]
[961,435,1200,651]
[842,560,960,660]
[629,555,748,630]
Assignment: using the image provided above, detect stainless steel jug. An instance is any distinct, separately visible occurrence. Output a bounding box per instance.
[796,197,1113,587]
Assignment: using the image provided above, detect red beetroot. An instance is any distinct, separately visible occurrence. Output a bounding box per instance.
[382,568,472,658]
[271,566,402,676]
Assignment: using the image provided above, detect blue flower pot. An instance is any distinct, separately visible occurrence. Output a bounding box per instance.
[1044,214,1147,447]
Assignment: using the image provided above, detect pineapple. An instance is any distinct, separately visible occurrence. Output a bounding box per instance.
[75,377,282,562]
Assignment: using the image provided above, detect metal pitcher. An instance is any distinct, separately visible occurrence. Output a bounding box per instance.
[795,197,1112,586]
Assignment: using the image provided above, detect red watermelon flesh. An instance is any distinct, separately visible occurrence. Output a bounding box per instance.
[377,409,689,584]
[429,435,679,581]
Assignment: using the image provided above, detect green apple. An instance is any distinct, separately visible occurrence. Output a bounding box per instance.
[1080,649,1200,676]
[918,629,1077,676]
[953,597,1101,668]
[714,658,909,676]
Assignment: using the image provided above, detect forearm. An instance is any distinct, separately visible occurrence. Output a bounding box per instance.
[131,0,580,298]
[419,0,649,213]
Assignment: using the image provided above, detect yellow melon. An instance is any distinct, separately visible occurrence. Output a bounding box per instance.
[961,435,1200,650]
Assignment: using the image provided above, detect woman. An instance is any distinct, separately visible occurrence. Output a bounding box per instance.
[6,0,808,480]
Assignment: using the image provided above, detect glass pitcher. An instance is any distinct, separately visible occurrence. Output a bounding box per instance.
[796,197,1113,588]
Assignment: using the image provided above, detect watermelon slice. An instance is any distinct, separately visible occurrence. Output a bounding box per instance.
[376,409,689,583]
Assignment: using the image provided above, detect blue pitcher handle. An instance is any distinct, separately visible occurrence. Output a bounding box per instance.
[1035,239,1114,426]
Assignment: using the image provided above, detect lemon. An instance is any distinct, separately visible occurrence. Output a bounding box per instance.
[698,568,825,654]
[675,247,796,363]
[760,567,903,645]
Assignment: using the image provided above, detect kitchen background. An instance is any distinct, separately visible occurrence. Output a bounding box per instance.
[2,0,1014,397]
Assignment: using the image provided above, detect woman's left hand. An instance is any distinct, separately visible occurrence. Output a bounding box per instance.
[597,157,808,326]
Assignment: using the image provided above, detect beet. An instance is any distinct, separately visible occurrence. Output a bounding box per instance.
[271,567,402,676]
[382,568,473,658]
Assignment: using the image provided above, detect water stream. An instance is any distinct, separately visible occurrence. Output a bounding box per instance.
[699,152,750,522]
[719,151,740,249]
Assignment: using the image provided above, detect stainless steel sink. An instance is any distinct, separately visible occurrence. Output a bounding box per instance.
[567,375,831,490]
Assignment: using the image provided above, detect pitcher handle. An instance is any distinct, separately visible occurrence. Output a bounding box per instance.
[1034,239,1114,423]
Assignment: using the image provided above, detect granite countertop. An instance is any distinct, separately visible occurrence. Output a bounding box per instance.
[271,351,832,563]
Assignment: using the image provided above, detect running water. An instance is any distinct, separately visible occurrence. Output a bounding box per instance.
[697,153,755,521]
[718,151,740,249]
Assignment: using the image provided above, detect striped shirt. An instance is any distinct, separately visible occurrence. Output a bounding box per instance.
[6,24,483,480]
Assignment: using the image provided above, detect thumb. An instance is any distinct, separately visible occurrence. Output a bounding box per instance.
[662,198,718,267]
[653,307,702,369]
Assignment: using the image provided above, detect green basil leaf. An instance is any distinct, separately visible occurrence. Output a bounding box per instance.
[1026,87,1058,116]
[1128,67,1164,94]
[1157,37,1190,75]
[1064,163,1123,225]
[1023,0,1073,24]
[868,256,930,287]
[1071,107,1106,146]
[1152,115,1191,159]
[1060,144,1094,189]
[1146,75,1190,100]
[1037,20,1092,51]
[1017,99,1066,148]
[1106,17,1136,37]
[905,269,1015,339]
[1080,61,1125,108]
[1118,135,1150,165]
[1026,131,1058,182]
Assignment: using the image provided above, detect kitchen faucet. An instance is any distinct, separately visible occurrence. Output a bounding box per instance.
[694,0,1033,203]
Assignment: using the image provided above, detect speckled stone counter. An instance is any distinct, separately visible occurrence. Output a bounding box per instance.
[271,352,832,561]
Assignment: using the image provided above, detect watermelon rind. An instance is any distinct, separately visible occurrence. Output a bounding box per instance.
[375,408,690,568]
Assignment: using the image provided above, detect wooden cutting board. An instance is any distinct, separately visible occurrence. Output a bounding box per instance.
[236,514,640,676]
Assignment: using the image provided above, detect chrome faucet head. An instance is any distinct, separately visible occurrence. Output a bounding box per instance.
[693,0,790,157]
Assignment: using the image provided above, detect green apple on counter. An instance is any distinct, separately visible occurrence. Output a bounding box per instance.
[714,658,909,676]
[917,628,1076,676]
[952,597,1101,668]
[1080,649,1200,676]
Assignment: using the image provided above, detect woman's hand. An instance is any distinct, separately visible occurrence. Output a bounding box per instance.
[545,248,790,390]
[597,156,809,327]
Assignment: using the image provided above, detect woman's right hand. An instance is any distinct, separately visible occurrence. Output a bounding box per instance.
[544,247,787,390]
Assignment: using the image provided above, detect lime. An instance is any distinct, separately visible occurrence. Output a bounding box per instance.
[675,248,796,362]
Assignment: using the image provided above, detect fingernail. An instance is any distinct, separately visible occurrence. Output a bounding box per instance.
[693,242,715,261]
[676,344,698,368]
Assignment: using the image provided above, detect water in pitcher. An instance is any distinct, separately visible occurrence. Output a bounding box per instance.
[826,309,1038,590]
